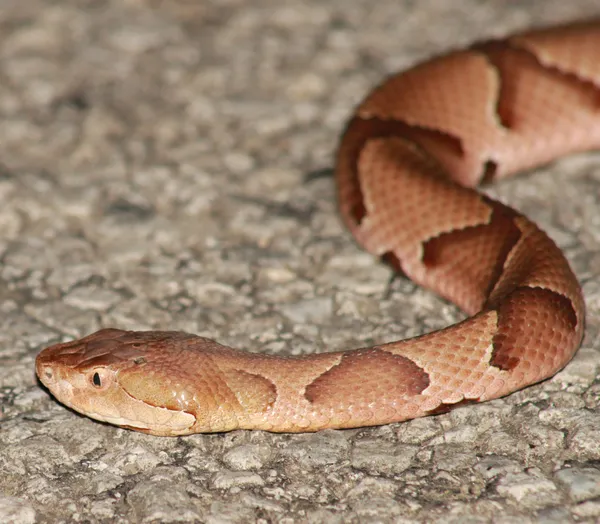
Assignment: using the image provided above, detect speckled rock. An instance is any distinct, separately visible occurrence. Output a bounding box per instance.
[0,496,36,524]
[1,0,599,522]
[554,467,600,503]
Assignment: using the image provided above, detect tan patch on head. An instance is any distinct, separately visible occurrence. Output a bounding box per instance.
[224,369,277,414]
[304,348,429,409]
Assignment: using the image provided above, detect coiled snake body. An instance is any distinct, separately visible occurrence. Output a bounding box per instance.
[37,22,600,436]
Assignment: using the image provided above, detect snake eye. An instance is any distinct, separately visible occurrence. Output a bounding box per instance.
[89,369,110,389]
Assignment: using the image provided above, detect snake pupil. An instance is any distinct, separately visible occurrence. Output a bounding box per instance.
[92,372,102,387]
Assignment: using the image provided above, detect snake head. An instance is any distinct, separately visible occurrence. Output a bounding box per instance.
[35,329,206,436]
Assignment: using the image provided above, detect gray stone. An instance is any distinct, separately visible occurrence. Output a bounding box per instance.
[1,1,599,522]
[495,469,559,509]
[222,443,272,470]
[127,481,201,523]
[211,470,265,490]
[555,466,600,502]
[0,496,36,524]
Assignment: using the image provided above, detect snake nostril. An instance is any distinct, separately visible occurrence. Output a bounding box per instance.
[44,368,53,380]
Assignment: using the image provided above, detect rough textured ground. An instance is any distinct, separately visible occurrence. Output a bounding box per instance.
[1,1,600,523]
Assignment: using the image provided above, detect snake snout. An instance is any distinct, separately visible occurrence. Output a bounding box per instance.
[36,362,54,387]
[35,353,57,388]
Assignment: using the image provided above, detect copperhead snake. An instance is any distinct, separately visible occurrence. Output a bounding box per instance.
[36,22,600,436]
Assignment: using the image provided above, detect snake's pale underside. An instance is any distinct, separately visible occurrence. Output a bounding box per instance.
[37,22,600,435]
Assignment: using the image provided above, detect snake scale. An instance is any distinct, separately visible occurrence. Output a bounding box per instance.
[36,22,600,435]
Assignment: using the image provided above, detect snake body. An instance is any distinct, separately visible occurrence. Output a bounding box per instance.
[37,22,600,436]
